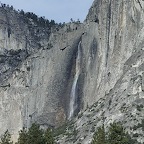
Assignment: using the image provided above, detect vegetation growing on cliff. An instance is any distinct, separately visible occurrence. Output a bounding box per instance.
[91,124,106,144]
[91,122,137,144]
[0,2,64,29]
[0,130,13,144]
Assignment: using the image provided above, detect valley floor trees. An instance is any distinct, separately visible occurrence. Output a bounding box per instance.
[91,122,137,144]
[0,124,54,144]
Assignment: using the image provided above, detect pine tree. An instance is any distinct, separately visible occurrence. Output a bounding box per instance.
[107,122,134,144]
[91,125,106,144]
[16,128,28,144]
[44,128,54,144]
[0,130,13,144]
[16,123,55,144]
[27,123,45,144]
[91,122,136,144]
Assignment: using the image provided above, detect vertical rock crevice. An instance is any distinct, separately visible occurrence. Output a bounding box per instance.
[106,0,112,67]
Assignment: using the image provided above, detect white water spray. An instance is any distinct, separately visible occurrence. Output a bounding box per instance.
[68,41,81,119]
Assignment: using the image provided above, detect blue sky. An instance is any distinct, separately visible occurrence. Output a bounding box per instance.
[0,0,94,23]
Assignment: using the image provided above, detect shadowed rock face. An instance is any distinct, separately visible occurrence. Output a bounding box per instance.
[1,0,144,143]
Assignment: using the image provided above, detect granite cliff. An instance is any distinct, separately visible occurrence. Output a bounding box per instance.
[0,0,144,143]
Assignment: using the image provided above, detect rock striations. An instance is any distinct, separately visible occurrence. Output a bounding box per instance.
[0,0,144,143]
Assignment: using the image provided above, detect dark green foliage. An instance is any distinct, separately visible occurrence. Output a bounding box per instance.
[53,123,68,137]
[136,104,143,111]
[142,119,144,131]
[0,123,55,144]
[91,125,106,144]
[20,11,57,28]
[91,122,136,144]
[25,12,38,22]
[26,123,45,144]
[19,10,24,15]
[0,130,13,144]
[132,119,144,132]
[16,128,28,144]
[133,133,139,138]
[44,129,54,144]
[0,2,63,29]
[47,43,53,49]
[108,122,133,144]
[16,123,54,144]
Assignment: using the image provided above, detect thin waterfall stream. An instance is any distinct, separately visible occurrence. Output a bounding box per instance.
[68,41,81,119]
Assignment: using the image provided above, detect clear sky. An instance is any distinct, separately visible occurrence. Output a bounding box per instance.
[0,0,94,23]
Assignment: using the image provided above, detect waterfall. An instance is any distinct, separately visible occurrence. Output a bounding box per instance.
[68,41,81,119]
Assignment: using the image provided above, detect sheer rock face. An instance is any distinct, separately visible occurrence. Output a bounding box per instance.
[83,0,144,107]
[0,6,84,141]
[1,0,144,143]
[70,0,144,143]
